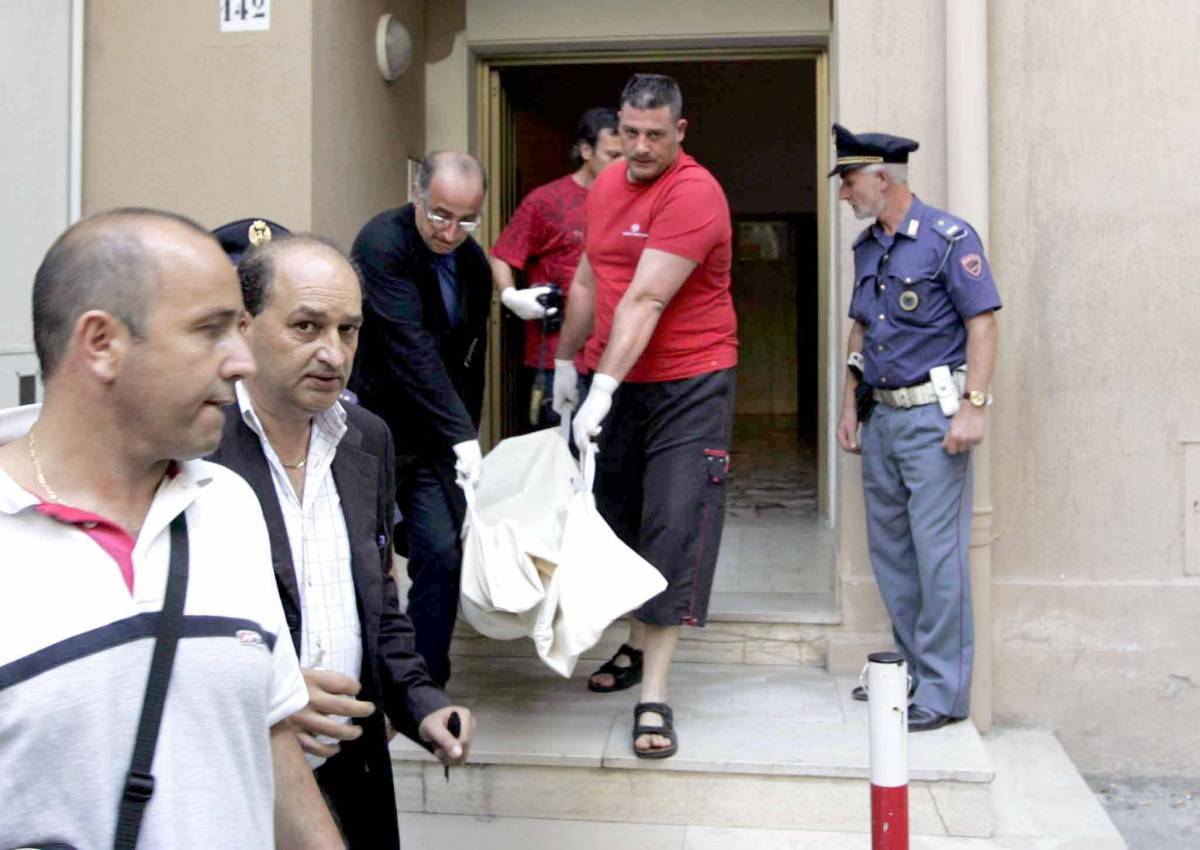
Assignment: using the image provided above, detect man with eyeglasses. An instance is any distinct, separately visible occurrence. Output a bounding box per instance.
[348,151,492,686]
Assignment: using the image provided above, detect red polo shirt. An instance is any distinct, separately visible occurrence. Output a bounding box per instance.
[582,151,737,383]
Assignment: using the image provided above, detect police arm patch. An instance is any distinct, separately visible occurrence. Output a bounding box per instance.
[960,253,983,277]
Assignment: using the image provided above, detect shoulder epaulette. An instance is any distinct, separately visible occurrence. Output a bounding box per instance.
[930,214,969,242]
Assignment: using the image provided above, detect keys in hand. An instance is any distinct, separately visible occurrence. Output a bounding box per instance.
[418,705,474,780]
[443,711,461,781]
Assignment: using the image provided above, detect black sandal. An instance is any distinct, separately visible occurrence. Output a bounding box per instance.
[633,702,678,759]
[586,643,643,693]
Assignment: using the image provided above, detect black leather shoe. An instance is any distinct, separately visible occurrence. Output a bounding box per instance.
[851,683,916,702]
[907,704,964,732]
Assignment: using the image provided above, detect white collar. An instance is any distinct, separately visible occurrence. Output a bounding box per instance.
[235,381,348,451]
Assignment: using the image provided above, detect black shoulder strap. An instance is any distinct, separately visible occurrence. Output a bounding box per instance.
[113,513,189,850]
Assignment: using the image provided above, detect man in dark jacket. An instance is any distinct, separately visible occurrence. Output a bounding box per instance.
[208,231,475,848]
[349,151,492,686]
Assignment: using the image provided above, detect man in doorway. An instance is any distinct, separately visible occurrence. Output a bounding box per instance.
[490,107,624,429]
[208,232,476,848]
[0,209,341,848]
[349,151,492,686]
[553,73,737,759]
[831,123,1001,731]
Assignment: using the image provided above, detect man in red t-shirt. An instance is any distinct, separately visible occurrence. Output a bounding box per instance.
[552,74,737,760]
[489,108,624,429]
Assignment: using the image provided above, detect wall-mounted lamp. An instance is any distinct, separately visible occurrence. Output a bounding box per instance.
[375,14,412,81]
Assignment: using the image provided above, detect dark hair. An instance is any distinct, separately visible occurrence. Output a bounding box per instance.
[237,233,359,316]
[415,151,489,200]
[570,107,619,168]
[32,207,209,380]
[619,73,683,120]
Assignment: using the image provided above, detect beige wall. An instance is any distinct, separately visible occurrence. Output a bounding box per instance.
[426,0,831,158]
[83,0,315,228]
[312,0,427,250]
[832,0,947,625]
[832,0,1200,775]
[84,0,426,244]
[466,0,829,51]
[67,0,1200,777]
[425,0,469,153]
[986,0,1200,775]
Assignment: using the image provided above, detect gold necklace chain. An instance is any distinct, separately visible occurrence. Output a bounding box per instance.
[27,428,75,507]
[274,425,310,469]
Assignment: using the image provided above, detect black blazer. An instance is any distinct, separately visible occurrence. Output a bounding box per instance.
[348,204,492,483]
[207,402,450,810]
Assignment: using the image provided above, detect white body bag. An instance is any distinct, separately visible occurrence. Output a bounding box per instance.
[458,427,666,677]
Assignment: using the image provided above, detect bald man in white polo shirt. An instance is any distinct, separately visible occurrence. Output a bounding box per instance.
[0,209,341,849]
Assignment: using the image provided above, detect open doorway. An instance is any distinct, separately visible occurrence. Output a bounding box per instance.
[485,57,835,616]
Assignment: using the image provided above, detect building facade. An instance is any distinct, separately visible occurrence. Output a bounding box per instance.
[3,0,1198,777]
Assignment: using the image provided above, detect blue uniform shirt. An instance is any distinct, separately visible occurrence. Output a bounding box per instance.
[849,195,1002,388]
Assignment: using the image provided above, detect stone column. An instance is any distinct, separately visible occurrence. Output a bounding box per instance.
[945,0,994,732]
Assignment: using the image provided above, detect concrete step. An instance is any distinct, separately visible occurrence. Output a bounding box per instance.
[450,616,836,669]
[395,729,1126,848]
[391,658,995,838]
[448,588,842,670]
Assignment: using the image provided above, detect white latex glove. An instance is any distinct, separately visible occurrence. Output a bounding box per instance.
[551,359,579,416]
[452,439,483,488]
[500,286,555,321]
[572,373,619,450]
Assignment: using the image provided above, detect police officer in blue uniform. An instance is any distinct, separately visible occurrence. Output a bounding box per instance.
[832,124,1001,731]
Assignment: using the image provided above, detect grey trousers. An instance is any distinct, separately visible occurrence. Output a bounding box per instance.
[861,401,974,718]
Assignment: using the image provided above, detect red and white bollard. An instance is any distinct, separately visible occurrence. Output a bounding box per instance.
[866,651,909,850]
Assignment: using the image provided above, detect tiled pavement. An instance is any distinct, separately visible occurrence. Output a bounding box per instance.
[711,415,838,622]
[717,414,831,598]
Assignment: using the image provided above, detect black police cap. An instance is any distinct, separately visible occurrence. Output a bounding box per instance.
[210,218,291,264]
[828,123,919,177]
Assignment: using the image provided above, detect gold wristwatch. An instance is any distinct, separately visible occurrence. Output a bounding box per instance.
[965,390,992,408]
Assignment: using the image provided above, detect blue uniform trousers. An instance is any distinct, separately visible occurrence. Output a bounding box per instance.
[861,402,974,718]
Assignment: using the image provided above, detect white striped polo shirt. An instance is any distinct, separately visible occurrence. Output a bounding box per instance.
[0,404,308,850]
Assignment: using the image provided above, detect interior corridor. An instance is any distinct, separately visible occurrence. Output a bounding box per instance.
[712,414,835,621]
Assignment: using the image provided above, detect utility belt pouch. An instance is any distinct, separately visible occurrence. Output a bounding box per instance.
[848,352,875,422]
[929,365,961,417]
[855,382,876,423]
